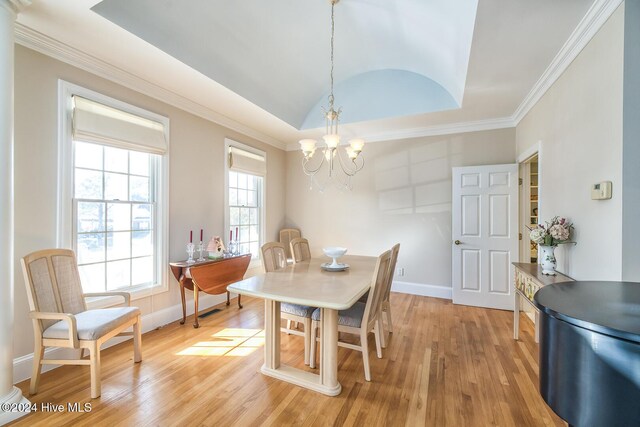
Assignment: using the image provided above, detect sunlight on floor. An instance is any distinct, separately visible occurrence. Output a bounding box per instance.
[176,328,265,357]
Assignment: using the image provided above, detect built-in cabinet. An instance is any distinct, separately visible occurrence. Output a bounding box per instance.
[529,159,538,262]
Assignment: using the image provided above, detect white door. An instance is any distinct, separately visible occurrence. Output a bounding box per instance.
[452,164,518,310]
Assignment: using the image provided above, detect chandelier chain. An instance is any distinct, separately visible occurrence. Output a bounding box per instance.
[329,0,335,110]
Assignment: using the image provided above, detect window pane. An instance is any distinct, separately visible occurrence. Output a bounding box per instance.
[132,204,152,230]
[247,175,255,190]
[75,142,102,170]
[130,176,150,202]
[240,208,250,225]
[130,151,149,176]
[249,208,258,225]
[228,188,238,206]
[107,231,131,261]
[230,207,240,226]
[238,189,247,206]
[77,233,105,264]
[132,230,153,257]
[105,173,128,201]
[107,259,131,290]
[77,202,105,233]
[250,225,259,241]
[237,173,247,189]
[229,171,237,188]
[104,147,128,173]
[107,203,131,231]
[132,256,154,286]
[78,263,105,293]
[249,242,259,258]
[247,190,257,207]
[75,169,103,199]
[239,226,249,243]
[239,243,249,254]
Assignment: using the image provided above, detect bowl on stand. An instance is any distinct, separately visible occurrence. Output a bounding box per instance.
[322,247,349,271]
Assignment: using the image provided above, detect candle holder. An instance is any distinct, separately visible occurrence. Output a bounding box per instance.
[227,240,237,257]
[197,241,206,262]
[186,242,195,264]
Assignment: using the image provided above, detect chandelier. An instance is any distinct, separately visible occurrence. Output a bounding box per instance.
[299,0,365,190]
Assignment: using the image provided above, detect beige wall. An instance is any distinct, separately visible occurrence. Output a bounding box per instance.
[13,45,286,360]
[516,4,624,280]
[285,128,516,291]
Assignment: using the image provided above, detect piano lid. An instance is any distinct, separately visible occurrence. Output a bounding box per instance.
[534,281,640,344]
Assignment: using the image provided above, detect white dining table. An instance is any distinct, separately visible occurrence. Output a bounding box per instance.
[227,255,377,396]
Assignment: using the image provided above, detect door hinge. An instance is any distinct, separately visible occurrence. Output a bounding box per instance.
[519,178,523,185]
[519,232,522,241]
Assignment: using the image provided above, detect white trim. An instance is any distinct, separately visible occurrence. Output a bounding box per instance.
[12,292,232,384]
[14,23,287,151]
[391,281,452,300]
[57,80,170,298]
[224,138,266,268]
[517,140,542,164]
[512,0,623,125]
[285,117,516,151]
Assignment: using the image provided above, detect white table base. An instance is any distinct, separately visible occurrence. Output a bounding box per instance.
[261,300,341,396]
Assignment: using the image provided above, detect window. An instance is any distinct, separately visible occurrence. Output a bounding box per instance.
[73,142,158,292]
[225,141,266,263]
[59,81,169,297]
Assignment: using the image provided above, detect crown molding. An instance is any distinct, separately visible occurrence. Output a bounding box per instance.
[1,0,30,14]
[285,116,516,150]
[512,0,623,125]
[13,23,288,151]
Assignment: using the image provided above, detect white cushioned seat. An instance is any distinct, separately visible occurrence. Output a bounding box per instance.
[43,307,141,341]
[281,303,315,318]
[311,302,366,328]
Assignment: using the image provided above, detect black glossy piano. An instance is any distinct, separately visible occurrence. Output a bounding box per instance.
[534,281,640,427]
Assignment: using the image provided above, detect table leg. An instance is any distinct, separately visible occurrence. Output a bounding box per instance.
[226,290,231,306]
[179,280,187,325]
[319,308,341,395]
[514,291,520,340]
[264,299,281,369]
[534,311,540,343]
[193,285,200,329]
[237,294,243,309]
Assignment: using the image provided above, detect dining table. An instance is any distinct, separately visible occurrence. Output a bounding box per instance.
[227,254,377,396]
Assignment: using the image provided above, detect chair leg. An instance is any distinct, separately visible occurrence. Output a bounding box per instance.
[374,322,383,358]
[384,303,393,334]
[30,340,44,395]
[360,330,371,381]
[309,320,318,369]
[303,318,311,365]
[89,341,101,399]
[376,317,386,351]
[133,317,142,363]
[286,319,292,334]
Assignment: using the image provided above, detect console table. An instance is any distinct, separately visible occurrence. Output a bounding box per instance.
[512,262,573,342]
[170,254,251,328]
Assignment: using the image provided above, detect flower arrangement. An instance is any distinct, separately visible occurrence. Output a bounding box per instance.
[529,216,574,247]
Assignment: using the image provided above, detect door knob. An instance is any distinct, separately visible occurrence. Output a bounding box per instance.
[454,240,461,245]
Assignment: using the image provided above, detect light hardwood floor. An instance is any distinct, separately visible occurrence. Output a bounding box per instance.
[11,294,564,426]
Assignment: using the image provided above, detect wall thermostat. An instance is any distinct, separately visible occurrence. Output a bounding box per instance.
[591,181,612,200]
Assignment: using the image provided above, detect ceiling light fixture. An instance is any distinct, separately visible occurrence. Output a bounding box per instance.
[299,0,364,190]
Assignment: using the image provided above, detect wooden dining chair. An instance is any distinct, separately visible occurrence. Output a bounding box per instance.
[309,249,392,381]
[20,249,142,399]
[279,228,301,262]
[381,243,401,339]
[290,237,311,264]
[261,242,315,365]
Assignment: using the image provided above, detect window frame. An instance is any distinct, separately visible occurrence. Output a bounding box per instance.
[224,139,266,269]
[58,81,170,306]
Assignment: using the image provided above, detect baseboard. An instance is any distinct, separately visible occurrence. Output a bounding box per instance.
[391,281,452,300]
[12,292,233,384]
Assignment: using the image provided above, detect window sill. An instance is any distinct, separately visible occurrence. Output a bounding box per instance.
[85,283,168,309]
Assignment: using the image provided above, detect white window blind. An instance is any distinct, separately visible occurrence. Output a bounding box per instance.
[228,145,266,176]
[72,95,167,155]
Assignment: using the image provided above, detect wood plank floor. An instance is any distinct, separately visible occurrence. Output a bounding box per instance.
[11,294,565,426]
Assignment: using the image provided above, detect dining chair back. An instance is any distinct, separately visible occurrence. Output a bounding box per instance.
[279,228,301,260]
[261,242,288,272]
[290,237,311,264]
[363,250,392,328]
[380,243,400,337]
[21,248,142,398]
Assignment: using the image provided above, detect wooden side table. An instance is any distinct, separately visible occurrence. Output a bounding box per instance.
[512,262,573,342]
[170,254,251,328]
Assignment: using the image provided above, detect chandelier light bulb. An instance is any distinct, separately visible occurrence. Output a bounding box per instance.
[299,139,317,157]
[323,134,340,149]
[348,138,365,153]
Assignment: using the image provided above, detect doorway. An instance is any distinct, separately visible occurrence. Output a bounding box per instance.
[519,154,539,263]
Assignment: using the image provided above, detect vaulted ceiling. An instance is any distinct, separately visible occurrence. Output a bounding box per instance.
[15,0,598,148]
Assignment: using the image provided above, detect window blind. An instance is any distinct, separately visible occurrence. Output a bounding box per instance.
[228,145,266,176]
[72,95,167,154]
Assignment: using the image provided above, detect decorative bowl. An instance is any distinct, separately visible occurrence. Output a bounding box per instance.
[322,247,347,267]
